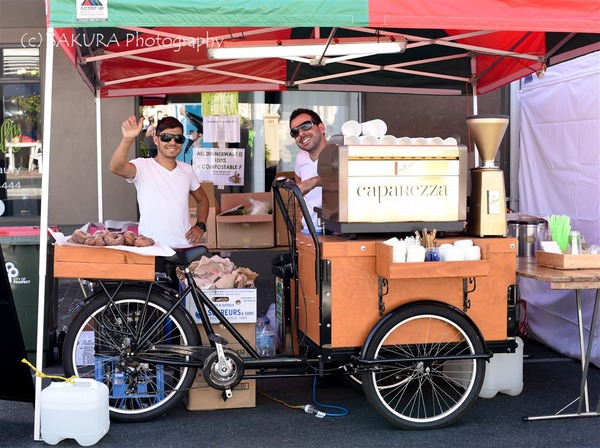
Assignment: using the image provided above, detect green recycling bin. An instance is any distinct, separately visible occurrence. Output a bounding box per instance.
[0,226,57,366]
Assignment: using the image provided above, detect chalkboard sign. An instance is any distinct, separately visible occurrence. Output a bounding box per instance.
[0,245,35,402]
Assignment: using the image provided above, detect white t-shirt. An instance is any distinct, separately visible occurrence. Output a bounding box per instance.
[129,158,200,248]
[294,150,323,233]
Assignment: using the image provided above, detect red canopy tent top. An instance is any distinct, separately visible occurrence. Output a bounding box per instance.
[45,0,600,97]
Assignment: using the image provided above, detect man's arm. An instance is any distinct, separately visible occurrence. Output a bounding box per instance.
[296,175,321,195]
[110,115,143,179]
[185,186,210,245]
[190,187,210,225]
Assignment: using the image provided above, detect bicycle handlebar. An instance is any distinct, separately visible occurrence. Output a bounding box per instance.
[272,177,322,296]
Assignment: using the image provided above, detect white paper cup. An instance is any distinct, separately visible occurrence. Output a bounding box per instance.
[360,135,379,145]
[379,135,398,145]
[341,120,361,137]
[344,135,361,145]
[406,245,426,262]
[428,137,444,145]
[393,245,406,263]
[361,119,387,137]
[453,239,474,248]
[444,246,465,261]
[464,245,481,260]
[438,243,454,261]
[443,137,458,145]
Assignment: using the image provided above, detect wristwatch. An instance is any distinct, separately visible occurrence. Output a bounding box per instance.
[195,222,207,232]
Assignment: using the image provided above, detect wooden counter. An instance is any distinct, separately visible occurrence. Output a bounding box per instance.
[296,234,517,349]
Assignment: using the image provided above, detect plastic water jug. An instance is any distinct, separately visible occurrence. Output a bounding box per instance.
[41,378,110,446]
[479,336,524,399]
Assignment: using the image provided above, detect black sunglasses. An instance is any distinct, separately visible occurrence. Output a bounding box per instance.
[290,121,316,138]
[159,133,185,144]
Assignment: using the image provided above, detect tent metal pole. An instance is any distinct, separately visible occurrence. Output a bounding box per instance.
[96,91,103,222]
[33,26,55,442]
[471,55,480,168]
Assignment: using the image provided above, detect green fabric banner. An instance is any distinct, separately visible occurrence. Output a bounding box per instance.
[48,0,370,28]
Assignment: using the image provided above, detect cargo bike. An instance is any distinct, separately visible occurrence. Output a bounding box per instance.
[61,178,519,430]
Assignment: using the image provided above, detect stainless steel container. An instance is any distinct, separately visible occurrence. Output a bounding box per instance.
[507,218,546,257]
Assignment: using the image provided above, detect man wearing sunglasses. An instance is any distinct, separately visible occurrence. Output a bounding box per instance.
[290,108,328,234]
[110,115,209,249]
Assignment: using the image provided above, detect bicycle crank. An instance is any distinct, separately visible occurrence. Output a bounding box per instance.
[202,348,245,390]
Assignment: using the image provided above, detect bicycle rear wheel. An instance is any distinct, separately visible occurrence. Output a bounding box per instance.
[62,286,199,422]
[361,303,486,430]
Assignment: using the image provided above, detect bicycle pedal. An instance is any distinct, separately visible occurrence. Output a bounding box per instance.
[222,389,233,400]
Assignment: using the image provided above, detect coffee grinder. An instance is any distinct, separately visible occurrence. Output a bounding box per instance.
[466,114,509,236]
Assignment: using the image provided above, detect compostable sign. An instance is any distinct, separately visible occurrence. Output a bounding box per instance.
[193,147,245,187]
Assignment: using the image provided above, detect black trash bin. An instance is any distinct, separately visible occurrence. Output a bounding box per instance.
[271,252,295,352]
[0,226,57,366]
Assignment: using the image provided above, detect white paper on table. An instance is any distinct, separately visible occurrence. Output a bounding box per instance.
[49,229,176,257]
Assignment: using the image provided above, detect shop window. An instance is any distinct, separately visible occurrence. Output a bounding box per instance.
[0,48,41,223]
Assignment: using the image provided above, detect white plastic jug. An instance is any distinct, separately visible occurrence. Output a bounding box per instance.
[41,378,110,446]
[479,336,524,399]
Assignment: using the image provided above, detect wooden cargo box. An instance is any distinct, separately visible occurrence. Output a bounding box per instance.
[53,245,155,281]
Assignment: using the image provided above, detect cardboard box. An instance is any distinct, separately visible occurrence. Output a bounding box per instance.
[185,288,257,324]
[53,245,155,281]
[185,323,256,411]
[190,182,217,249]
[216,192,274,249]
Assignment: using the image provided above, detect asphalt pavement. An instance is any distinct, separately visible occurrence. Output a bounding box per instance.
[2,248,599,447]
[3,335,599,447]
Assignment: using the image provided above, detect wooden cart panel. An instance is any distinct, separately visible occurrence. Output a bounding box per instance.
[296,234,517,349]
[53,245,155,281]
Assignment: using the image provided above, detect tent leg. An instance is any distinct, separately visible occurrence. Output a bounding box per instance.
[34,26,56,442]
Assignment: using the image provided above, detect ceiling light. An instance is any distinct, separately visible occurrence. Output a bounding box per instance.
[207,37,406,60]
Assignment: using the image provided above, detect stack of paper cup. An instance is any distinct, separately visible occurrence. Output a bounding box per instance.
[361,119,387,138]
[406,245,426,262]
[464,246,481,260]
[341,120,361,137]
[438,243,454,261]
[453,239,474,248]
[344,135,361,145]
[360,135,379,145]
[444,245,465,261]
[384,237,407,263]
[379,135,398,145]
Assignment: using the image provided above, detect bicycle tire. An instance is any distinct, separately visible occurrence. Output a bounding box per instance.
[62,286,200,422]
[361,303,486,430]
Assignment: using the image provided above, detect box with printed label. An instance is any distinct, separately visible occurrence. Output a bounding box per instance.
[185,288,257,324]
[185,323,256,411]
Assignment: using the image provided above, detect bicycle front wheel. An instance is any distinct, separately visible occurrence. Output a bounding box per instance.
[62,287,200,422]
[361,303,486,430]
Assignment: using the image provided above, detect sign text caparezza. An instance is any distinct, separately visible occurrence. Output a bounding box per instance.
[357,184,449,203]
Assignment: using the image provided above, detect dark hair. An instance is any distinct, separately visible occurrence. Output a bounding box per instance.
[155,116,184,135]
[289,108,323,127]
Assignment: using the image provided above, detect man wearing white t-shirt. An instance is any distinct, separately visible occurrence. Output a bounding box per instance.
[110,115,209,249]
[290,108,328,234]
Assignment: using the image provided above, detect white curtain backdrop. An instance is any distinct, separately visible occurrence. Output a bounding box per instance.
[517,51,600,366]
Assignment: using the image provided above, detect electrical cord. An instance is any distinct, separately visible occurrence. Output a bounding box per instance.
[309,376,349,418]
[257,375,349,419]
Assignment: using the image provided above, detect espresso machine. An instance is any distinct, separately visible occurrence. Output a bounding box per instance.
[466,114,509,236]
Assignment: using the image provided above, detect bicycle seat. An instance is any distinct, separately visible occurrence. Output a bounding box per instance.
[164,245,209,267]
